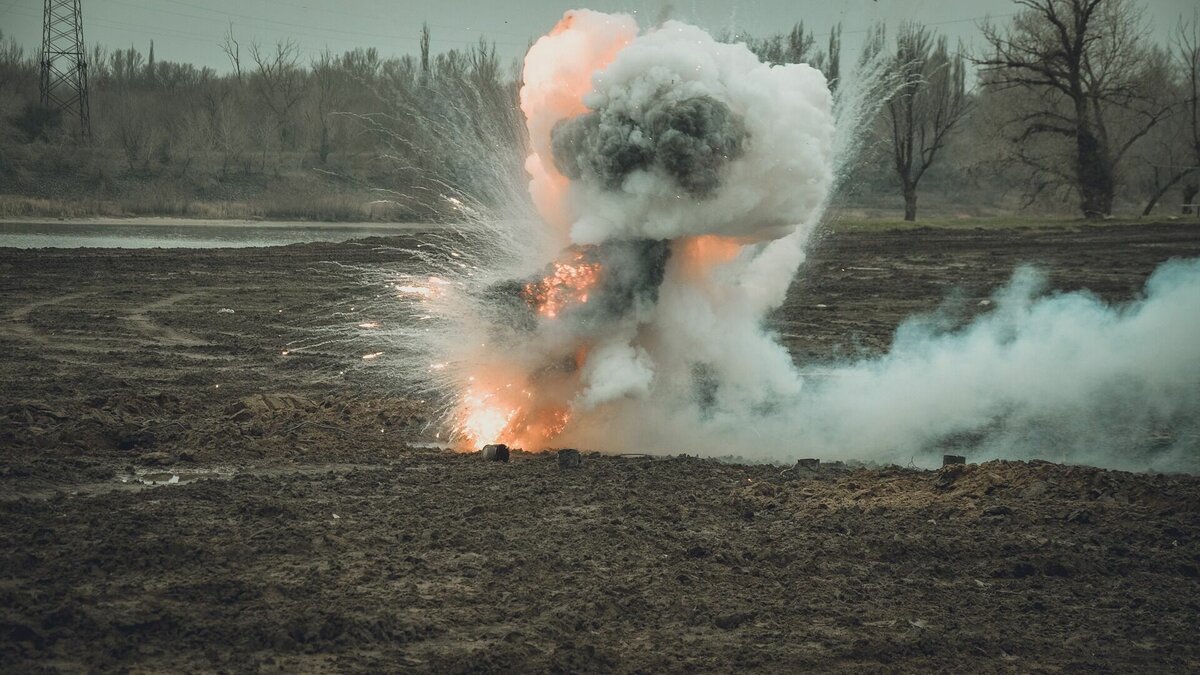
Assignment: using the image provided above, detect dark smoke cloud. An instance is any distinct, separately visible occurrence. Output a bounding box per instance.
[584,239,672,319]
[486,240,672,333]
[551,95,748,196]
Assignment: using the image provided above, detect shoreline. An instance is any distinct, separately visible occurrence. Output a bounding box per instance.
[0,216,441,229]
[1,213,1192,232]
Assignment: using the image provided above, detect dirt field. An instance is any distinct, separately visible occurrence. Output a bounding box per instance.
[2,222,1200,672]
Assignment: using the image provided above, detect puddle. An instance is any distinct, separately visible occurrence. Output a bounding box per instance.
[117,468,233,486]
[132,473,180,485]
[9,461,440,501]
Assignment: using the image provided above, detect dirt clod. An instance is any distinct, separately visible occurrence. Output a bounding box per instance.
[1066,508,1094,524]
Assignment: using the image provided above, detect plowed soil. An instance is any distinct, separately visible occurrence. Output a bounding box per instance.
[2,222,1199,672]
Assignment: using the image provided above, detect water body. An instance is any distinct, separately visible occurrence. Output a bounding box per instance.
[0,219,433,249]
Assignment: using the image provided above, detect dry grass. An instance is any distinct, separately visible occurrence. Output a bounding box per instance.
[0,194,416,222]
[824,209,1196,231]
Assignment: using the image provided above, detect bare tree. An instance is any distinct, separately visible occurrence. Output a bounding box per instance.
[1133,39,1194,215]
[823,24,842,91]
[0,30,29,98]
[108,47,145,90]
[977,0,1174,218]
[249,39,307,152]
[419,23,431,86]
[742,23,842,90]
[1174,15,1200,213]
[309,49,343,164]
[89,44,109,86]
[748,22,813,66]
[201,80,249,175]
[113,97,159,171]
[220,23,243,83]
[885,23,971,221]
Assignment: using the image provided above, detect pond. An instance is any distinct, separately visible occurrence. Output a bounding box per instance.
[0,218,431,249]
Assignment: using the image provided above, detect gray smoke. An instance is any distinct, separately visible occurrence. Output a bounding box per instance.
[582,239,672,319]
[550,95,748,196]
[484,239,672,332]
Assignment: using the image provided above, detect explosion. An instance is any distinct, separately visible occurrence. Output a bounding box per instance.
[384,9,1199,471]
[522,250,602,319]
[433,9,833,450]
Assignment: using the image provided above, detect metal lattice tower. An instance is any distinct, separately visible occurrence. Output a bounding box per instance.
[40,0,91,137]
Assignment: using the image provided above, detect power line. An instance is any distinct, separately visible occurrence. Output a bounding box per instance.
[228,0,531,39]
[99,0,533,48]
[10,4,508,59]
[7,6,269,51]
[842,12,1019,36]
[7,3,1032,73]
[724,11,1020,39]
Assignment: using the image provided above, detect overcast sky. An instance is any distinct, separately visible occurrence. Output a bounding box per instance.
[2,0,1194,72]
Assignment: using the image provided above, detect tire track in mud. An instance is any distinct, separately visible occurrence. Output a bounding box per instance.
[121,290,213,349]
[3,288,240,361]
[2,462,395,501]
[2,290,95,343]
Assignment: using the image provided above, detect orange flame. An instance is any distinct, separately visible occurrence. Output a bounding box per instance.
[459,385,517,447]
[520,11,638,234]
[453,245,606,451]
[454,11,641,452]
[457,381,574,450]
[677,235,743,281]
[522,251,602,318]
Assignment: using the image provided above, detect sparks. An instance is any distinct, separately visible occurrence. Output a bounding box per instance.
[522,250,603,319]
[396,285,435,298]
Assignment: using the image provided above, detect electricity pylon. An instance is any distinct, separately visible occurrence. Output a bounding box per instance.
[40,0,91,137]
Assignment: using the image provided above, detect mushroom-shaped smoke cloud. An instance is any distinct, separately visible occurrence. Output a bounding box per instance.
[523,11,835,245]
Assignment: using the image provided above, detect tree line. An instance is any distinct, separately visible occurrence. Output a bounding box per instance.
[0,22,519,219]
[0,0,1197,221]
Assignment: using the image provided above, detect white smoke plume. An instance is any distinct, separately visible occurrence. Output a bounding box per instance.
[383,9,1199,474]
[506,11,836,428]
[525,12,835,244]
[804,259,1200,471]
[575,259,1200,473]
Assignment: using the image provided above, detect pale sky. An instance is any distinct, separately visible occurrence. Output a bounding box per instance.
[1,0,1194,71]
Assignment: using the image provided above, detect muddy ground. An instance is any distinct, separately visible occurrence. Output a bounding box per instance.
[2,222,1199,672]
